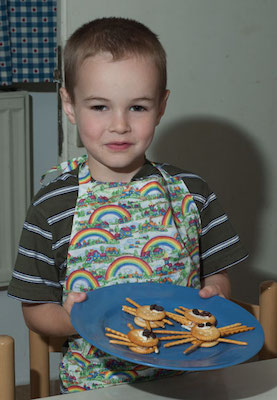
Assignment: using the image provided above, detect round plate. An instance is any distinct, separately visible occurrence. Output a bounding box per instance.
[71,282,264,371]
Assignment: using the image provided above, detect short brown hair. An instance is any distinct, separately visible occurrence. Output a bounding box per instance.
[63,17,167,102]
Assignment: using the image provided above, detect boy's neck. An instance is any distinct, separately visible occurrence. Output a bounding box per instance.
[87,156,146,183]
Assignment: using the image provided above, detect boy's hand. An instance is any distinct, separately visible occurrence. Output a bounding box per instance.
[199,271,231,299]
[199,284,226,299]
[63,291,87,316]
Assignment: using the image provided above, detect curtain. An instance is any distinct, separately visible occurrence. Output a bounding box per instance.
[0,0,57,86]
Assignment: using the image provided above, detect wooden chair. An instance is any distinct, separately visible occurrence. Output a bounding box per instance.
[29,280,277,399]
[232,280,277,360]
[0,335,15,400]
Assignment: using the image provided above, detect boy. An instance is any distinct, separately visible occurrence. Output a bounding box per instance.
[8,18,247,392]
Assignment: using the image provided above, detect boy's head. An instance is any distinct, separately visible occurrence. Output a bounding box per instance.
[63,17,167,103]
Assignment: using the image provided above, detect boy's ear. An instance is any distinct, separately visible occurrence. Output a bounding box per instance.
[59,87,77,125]
[156,90,170,125]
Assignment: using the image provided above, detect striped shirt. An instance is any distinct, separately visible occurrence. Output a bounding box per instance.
[8,161,248,303]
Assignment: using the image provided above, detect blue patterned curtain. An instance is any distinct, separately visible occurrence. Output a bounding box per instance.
[0,0,57,86]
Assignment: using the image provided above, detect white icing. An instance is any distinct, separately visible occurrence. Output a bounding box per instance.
[181,324,192,331]
[137,331,149,342]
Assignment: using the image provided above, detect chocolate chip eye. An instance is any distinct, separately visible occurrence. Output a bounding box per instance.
[142,329,156,339]
[206,322,212,327]
[201,311,212,317]
[198,323,205,328]
[143,329,151,337]
[150,304,164,311]
[192,309,200,315]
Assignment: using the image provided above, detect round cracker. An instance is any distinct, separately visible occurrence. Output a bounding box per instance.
[191,325,220,342]
[136,305,165,321]
[128,329,159,347]
[129,345,156,354]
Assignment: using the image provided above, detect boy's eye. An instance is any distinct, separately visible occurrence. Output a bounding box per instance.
[130,105,146,112]
[91,105,107,111]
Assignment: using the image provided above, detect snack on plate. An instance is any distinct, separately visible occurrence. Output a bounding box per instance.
[167,307,216,330]
[105,323,159,354]
[153,322,255,354]
[107,298,255,357]
[122,298,173,330]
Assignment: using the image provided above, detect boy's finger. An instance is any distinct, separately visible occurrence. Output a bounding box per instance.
[64,292,87,314]
[199,285,225,299]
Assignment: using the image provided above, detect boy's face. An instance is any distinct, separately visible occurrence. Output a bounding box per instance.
[60,52,169,182]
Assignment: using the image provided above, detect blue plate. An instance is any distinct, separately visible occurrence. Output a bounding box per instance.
[71,282,264,371]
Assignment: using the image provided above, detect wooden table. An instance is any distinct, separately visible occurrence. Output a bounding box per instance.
[43,358,277,400]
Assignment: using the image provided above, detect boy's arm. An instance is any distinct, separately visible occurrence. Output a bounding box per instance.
[22,292,86,337]
[199,270,231,299]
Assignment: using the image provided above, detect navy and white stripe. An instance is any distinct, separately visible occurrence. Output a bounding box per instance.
[33,186,79,206]
[201,193,217,211]
[201,235,240,260]
[191,193,206,205]
[52,235,71,250]
[12,270,62,288]
[23,222,52,240]
[47,208,76,225]
[201,214,228,236]
[18,246,55,265]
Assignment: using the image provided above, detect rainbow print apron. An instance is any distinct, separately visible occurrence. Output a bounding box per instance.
[59,156,201,392]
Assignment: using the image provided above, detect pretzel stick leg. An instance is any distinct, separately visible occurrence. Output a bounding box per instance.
[179,306,189,312]
[164,338,193,348]
[105,333,130,341]
[159,335,192,340]
[174,308,186,316]
[125,298,140,308]
[162,318,174,325]
[152,320,165,328]
[153,345,159,353]
[105,328,128,338]
[122,306,136,316]
[218,338,248,345]
[218,323,242,331]
[146,320,152,331]
[184,341,201,354]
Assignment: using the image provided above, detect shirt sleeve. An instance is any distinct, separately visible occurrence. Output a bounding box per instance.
[195,178,248,277]
[7,202,63,303]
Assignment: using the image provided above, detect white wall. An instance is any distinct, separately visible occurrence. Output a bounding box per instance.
[0,91,59,386]
[60,0,277,301]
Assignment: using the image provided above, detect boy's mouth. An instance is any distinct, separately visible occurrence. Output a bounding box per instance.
[106,142,132,151]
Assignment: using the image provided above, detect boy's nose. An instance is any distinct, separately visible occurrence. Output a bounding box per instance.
[109,112,131,134]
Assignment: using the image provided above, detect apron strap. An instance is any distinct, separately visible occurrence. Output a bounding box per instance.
[151,162,176,184]
[40,155,88,185]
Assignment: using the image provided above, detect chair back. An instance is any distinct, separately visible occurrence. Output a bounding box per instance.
[0,335,15,400]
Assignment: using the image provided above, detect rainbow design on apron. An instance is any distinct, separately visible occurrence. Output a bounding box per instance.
[105,256,153,279]
[89,205,131,223]
[65,269,100,291]
[70,228,115,245]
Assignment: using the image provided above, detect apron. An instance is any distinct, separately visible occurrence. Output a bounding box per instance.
[57,156,201,392]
